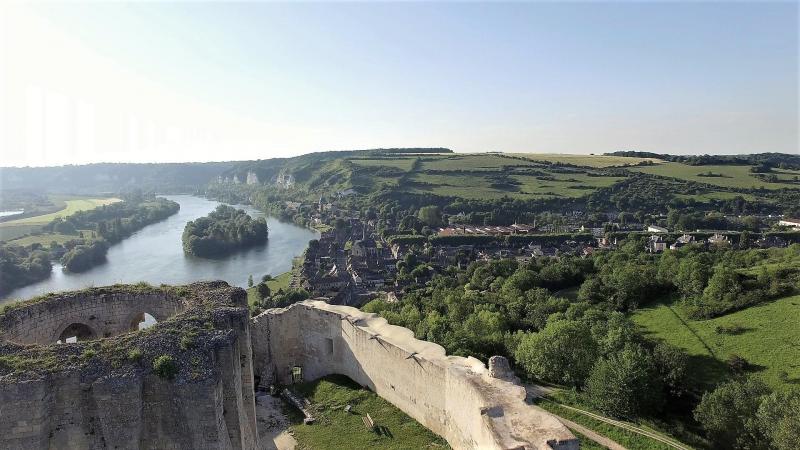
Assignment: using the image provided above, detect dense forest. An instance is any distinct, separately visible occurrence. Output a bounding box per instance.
[182,205,268,257]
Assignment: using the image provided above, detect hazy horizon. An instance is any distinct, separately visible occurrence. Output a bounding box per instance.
[1,2,797,167]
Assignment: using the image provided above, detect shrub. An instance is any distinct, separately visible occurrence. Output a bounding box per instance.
[127,348,142,361]
[153,355,178,379]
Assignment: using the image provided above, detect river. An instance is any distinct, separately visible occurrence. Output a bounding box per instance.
[1,195,318,303]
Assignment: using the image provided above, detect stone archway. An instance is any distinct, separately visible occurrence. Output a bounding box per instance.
[57,323,96,343]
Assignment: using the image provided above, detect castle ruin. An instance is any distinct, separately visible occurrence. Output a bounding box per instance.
[0,282,578,450]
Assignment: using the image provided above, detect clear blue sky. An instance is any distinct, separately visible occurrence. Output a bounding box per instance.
[1,1,797,166]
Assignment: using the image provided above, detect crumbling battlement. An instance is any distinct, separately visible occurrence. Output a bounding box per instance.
[251,301,579,450]
[0,281,258,450]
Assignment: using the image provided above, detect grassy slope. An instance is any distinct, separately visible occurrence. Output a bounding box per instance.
[630,162,798,190]
[1,197,121,226]
[287,375,449,450]
[247,271,293,306]
[633,294,800,389]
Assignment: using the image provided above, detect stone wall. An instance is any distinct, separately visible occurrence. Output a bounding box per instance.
[251,301,578,450]
[0,290,188,344]
[0,282,258,450]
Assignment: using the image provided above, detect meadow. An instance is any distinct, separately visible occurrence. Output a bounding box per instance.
[633,294,800,389]
[7,230,98,247]
[285,375,448,449]
[1,197,121,226]
[630,162,798,190]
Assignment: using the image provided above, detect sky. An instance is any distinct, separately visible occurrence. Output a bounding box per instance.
[0,1,797,167]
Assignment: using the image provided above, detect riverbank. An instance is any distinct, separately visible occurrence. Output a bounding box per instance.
[1,195,318,303]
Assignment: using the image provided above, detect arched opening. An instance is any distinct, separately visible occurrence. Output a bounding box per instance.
[57,323,96,344]
[130,312,157,331]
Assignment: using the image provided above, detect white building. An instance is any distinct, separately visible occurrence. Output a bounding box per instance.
[778,218,800,228]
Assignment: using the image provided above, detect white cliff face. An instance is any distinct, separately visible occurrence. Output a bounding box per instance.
[246,171,259,185]
[251,301,579,450]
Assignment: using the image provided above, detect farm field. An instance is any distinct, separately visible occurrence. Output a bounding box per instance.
[0,197,121,226]
[350,158,417,171]
[285,374,448,450]
[405,171,624,200]
[418,153,537,171]
[0,224,43,242]
[516,153,663,168]
[632,294,800,389]
[629,162,798,190]
[7,230,97,247]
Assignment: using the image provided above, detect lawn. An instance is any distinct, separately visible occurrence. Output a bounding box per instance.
[0,197,121,226]
[632,294,800,389]
[286,374,449,450]
[630,163,798,190]
[516,153,663,168]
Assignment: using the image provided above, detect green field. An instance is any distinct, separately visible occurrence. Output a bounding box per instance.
[419,153,536,171]
[1,197,121,226]
[517,153,663,168]
[630,163,798,190]
[351,158,417,171]
[406,171,623,200]
[7,230,97,247]
[286,375,448,449]
[0,224,43,242]
[633,294,800,389]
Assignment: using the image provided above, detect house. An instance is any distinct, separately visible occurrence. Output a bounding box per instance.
[707,233,731,247]
[647,225,668,233]
[669,234,695,250]
[647,235,667,253]
[778,218,800,228]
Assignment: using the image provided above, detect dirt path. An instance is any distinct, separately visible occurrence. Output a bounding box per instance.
[255,392,298,450]
[524,383,692,450]
[543,409,626,450]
